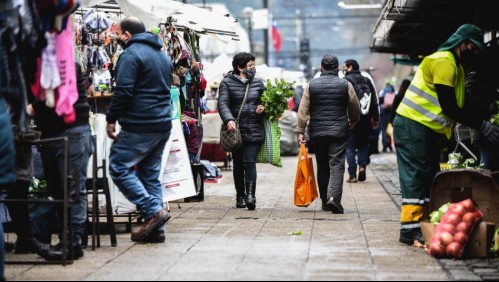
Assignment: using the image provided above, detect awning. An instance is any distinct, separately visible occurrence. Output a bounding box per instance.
[81,0,240,41]
[370,0,499,56]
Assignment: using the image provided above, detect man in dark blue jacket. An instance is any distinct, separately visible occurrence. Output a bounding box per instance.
[106,17,173,243]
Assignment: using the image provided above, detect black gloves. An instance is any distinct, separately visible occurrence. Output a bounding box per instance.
[480,121,499,144]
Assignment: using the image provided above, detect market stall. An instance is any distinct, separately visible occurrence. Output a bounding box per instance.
[75,0,241,213]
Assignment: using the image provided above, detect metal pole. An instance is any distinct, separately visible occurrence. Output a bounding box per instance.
[248,17,253,54]
[263,0,269,65]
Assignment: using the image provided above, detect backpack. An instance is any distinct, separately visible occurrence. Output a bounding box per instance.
[345,76,372,116]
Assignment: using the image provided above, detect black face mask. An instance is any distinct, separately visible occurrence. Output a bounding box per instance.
[244,67,256,80]
[460,50,477,67]
[118,35,127,49]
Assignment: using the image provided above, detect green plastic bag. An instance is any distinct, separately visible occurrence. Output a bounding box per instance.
[257,118,282,167]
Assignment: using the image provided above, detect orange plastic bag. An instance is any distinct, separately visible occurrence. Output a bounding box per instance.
[294,144,319,207]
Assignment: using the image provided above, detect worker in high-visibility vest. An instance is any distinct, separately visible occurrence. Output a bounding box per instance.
[393,24,499,245]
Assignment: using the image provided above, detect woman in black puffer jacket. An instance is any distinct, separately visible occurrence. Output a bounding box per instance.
[218,52,266,210]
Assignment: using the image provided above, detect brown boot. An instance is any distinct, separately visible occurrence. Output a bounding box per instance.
[131,210,171,241]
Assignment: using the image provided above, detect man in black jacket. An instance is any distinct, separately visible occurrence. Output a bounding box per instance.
[106,17,173,243]
[297,54,360,213]
[342,59,379,183]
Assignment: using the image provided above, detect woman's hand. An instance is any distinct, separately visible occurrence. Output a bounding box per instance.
[227,121,237,131]
[256,105,265,115]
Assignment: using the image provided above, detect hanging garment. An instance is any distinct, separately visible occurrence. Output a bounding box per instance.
[55,18,77,124]
[40,31,60,107]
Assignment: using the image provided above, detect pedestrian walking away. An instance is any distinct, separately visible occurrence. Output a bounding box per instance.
[297,54,360,214]
[394,23,499,245]
[342,59,380,183]
[106,16,174,243]
[218,52,266,210]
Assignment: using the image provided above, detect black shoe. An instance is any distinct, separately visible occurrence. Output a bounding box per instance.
[236,196,246,208]
[245,182,256,211]
[358,166,366,182]
[39,243,84,261]
[15,237,47,255]
[5,241,16,253]
[326,197,344,214]
[321,200,333,211]
[399,229,425,245]
[132,229,165,244]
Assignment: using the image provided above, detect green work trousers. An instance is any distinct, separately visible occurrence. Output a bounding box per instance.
[393,115,441,237]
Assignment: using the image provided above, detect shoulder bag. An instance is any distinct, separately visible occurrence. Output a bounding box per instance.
[220,84,249,152]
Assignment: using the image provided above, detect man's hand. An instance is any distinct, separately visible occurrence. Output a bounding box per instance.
[298,133,307,144]
[227,121,237,132]
[107,123,117,140]
[348,122,355,129]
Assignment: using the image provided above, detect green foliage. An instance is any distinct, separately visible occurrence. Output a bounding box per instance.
[453,158,484,169]
[29,178,48,200]
[492,228,499,253]
[287,229,303,236]
[490,101,499,126]
[261,78,295,122]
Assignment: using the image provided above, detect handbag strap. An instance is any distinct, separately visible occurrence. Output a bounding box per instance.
[236,84,250,122]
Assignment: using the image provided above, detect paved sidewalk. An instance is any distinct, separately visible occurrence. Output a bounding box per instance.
[6,154,450,281]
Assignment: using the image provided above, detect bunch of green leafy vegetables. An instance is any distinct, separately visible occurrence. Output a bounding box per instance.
[453,158,484,169]
[261,78,295,122]
[490,101,499,126]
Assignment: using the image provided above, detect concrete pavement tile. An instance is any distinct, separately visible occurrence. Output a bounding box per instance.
[159,271,233,281]
[377,272,449,281]
[304,272,376,281]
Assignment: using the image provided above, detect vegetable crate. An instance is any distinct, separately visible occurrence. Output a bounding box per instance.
[429,169,499,224]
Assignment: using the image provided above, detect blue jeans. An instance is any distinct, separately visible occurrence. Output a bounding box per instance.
[0,222,4,281]
[0,97,15,186]
[346,131,370,177]
[40,125,92,246]
[109,129,170,220]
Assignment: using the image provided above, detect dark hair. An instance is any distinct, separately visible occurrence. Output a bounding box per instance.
[321,54,338,71]
[344,59,360,71]
[120,16,146,35]
[232,52,255,75]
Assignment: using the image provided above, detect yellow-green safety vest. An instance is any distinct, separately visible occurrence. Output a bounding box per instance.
[396,51,465,139]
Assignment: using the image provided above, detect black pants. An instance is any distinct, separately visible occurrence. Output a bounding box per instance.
[313,137,348,203]
[232,141,261,190]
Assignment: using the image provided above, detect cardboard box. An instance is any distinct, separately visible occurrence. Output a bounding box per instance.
[429,169,499,223]
[421,221,496,258]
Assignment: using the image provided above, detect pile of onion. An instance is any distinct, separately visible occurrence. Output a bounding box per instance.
[428,199,483,258]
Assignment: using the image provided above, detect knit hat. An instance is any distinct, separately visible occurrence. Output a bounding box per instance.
[438,24,485,53]
[321,54,339,69]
